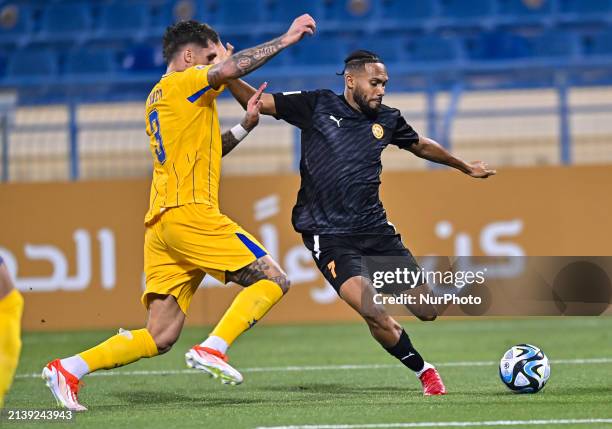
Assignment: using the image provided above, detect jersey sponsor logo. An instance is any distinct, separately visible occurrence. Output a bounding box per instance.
[329,115,343,127]
[372,123,384,139]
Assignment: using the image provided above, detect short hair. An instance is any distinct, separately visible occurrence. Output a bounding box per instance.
[162,20,219,63]
[339,50,383,75]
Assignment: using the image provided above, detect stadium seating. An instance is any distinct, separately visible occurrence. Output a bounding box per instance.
[0,4,33,46]
[583,30,612,56]
[0,0,611,96]
[6,49,57,78]
[559,0,611,14]
[40,3,92,38]
[379,0,436,30]
[98,2,149,38]
[65,49,117,75]
[406,34,462,63]
[497,0,554,17]
[2,0,612,182]
[439,0,495,23]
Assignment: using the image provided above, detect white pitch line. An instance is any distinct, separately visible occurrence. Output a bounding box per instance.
[14,357,612,380]
[253,418,612,429]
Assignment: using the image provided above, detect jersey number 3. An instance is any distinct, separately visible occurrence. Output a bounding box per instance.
[148,109,166,164]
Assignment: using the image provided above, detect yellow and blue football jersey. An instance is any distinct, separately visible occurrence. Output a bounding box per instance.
[144,64,225,225]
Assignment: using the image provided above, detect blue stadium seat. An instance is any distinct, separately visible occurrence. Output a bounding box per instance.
[151,0,220,33]
[223,34,256,52]
[65,49,117,75]
[439,0,495,19]
[192,0,223,27]
[380,0,435,22]
[497,0,554,17]
[6,49,58,77]
[465,30,530,60]
[266,0,320,24]
[291,35,345,66]
[0,53,6,77]
[559,0,611,14]
[530,30,578,58]
[321,0,377,26]
[40,3,92,35]
[217,0,263,28]
[121,44,164,72]
[99,2,149,34]
[405,35,461,63]
[583,30,612,56]
[345,34,402,64]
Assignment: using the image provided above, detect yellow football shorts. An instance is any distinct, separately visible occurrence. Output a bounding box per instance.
[142,203,268,314]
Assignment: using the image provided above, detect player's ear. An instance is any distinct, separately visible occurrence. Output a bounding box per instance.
[183,48,192,65]
[345,73,354,90]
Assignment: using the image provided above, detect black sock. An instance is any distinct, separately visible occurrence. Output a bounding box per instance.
[384,329,425,372]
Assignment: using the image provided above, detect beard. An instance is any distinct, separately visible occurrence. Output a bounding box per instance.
[353,86,381,118]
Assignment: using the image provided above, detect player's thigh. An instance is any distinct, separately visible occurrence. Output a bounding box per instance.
[303,234,364,294]
[161,205,271,283]
[143,223,205,315]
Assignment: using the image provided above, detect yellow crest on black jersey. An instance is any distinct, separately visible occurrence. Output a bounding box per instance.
[372,123,384,139]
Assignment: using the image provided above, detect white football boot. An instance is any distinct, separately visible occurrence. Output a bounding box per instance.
[42,359,87,411]
[185,345,243,385]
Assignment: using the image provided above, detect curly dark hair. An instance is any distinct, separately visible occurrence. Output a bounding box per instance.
[162,20,219,63]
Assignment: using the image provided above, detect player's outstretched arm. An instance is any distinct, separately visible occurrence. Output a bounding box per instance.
[227,79,277,115]
[221,82,266,157]
[207,14,316,89]
[409,136,497,178]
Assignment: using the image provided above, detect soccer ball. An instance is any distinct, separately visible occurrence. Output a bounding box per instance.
[499,344,550,393]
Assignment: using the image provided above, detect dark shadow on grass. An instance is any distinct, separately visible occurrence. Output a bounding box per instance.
[97,390,266,409]
[260,383,419,395]
[486,385,612,397]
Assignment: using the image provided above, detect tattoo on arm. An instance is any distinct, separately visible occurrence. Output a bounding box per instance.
[221,130,241,157]
[208,37,285,89]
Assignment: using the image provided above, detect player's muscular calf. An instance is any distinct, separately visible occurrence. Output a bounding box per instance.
[226,255,290,293]
[145,294,186,354]
[340,276,403,347]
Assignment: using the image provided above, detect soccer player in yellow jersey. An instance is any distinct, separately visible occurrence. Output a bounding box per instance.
[0,256,23,409]
[42,15,317,411]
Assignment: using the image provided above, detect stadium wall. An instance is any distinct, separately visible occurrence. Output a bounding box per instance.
[1,165,611,331]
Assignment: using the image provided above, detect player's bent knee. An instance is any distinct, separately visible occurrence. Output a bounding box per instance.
[272,274,291,294]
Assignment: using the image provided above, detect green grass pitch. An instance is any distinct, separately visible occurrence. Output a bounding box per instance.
[5,317,612,429]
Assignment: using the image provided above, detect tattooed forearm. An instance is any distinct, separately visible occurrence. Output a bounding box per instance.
[221,130,241,157]
[208,37,285,88]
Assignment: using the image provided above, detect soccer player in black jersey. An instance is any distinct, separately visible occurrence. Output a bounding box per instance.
[227,50,496,395]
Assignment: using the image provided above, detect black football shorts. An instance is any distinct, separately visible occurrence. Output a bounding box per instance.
[302,224,421,294]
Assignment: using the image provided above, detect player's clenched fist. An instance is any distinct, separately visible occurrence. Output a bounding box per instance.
[281,14,316,47]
